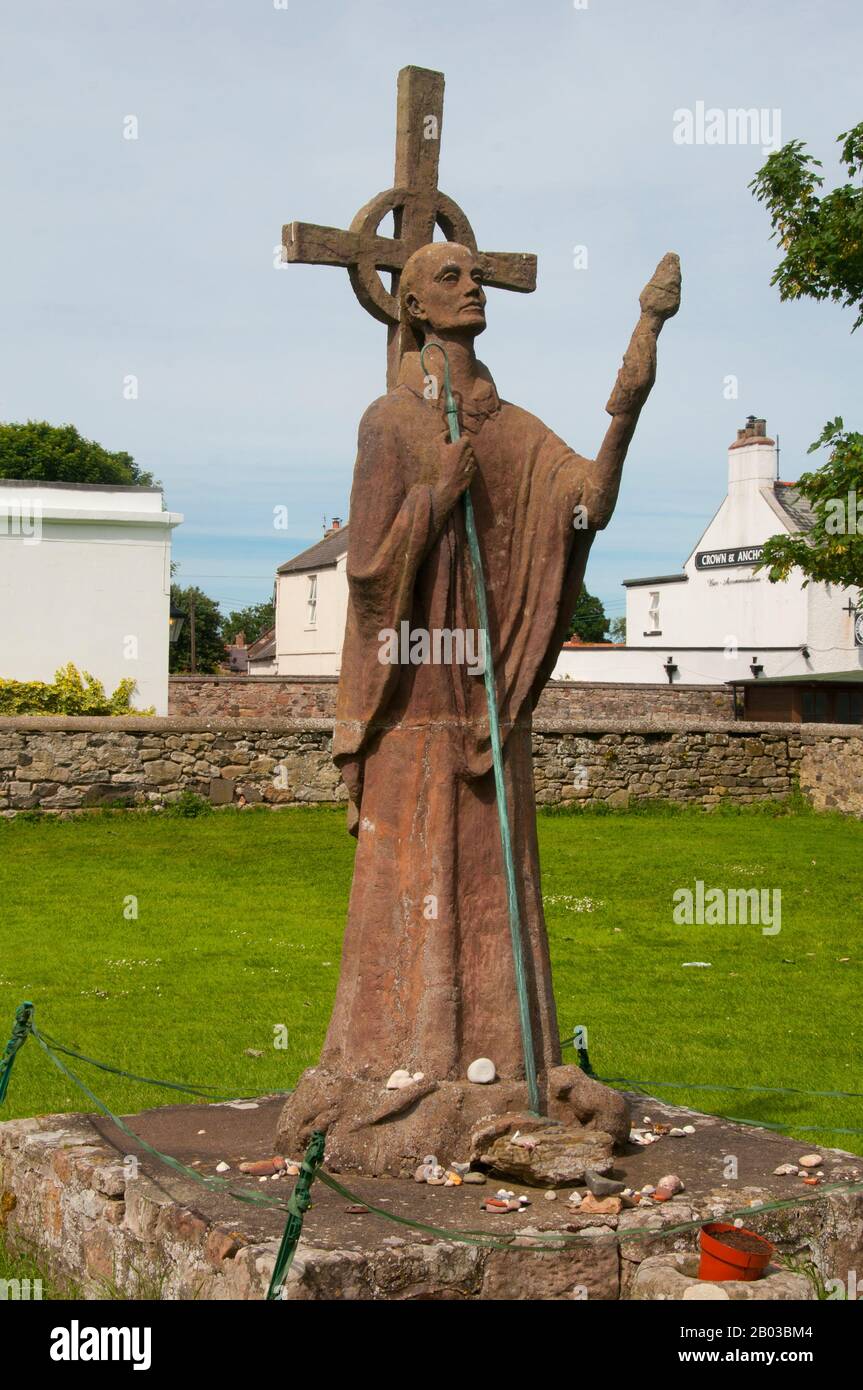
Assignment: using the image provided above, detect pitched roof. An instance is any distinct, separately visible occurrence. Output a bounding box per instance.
[622,573,688,588]
[247,626,276,662]
[277,526,349,574]
[729,669,863,686]
[773,482,816,531]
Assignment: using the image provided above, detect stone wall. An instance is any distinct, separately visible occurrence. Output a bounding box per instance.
[532,727,803,809]
[800,735,863,815]
[536,682,732,722]
[168,676,733,722]
[2,716,861,815]
[168,676,337,719]
[0,718,340,812]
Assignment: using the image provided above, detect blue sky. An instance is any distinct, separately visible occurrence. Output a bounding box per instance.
[1,0,859,625]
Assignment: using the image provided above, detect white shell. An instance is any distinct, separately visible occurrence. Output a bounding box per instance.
[467,1057,497,1084]
[656,1173,684,1195]
[385,1069,414,1090]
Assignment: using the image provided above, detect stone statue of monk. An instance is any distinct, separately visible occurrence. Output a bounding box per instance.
[278,241,680,1176]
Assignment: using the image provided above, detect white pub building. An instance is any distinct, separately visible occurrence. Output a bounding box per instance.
[553,417,862,690]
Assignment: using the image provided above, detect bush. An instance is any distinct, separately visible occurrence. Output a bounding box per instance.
[0,663,153,716]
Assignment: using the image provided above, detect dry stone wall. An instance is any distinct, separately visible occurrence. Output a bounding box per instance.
[168,676,733,722]
[1,716,861,816]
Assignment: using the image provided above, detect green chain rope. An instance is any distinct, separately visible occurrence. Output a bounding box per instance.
[0,1007,296,1219]
[420,341,540,1117]
[600,1075,863,1101]
[560,1034,863,1099]
[30,1028,301,1215]
[34,1025,291,1103]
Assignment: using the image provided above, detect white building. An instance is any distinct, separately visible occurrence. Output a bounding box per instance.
[553,417,861,686]
[275,520,348,676]
[247,626,277,675]
[0,479,182,715]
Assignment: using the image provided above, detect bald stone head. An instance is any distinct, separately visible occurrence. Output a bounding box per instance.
[400,242,487,340]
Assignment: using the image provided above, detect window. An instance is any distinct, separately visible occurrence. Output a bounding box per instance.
[643,590,661,636]
[307,574,317,626]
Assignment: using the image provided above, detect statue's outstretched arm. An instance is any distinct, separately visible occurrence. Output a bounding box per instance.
[582,252,681,529]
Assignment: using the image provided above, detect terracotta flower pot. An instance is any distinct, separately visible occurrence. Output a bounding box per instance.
[698,1222,774,1282]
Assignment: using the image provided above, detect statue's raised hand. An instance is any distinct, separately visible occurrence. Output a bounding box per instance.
[639,252,681,324]
[605,252,681,417]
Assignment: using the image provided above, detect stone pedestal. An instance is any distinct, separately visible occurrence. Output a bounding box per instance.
[2,1093,860,1301]
[275,1063,630,1178]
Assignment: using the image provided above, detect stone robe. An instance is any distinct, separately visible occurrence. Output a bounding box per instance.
[321,350,597,1085]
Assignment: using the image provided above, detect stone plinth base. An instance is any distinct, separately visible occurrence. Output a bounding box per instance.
[274,1063,630,1178]
[1,1093,860,1301]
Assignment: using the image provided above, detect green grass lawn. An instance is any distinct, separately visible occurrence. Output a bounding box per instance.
[0,801,861,1155]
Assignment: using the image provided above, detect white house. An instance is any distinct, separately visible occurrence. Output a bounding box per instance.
[0,479,182,714]
[553,417,861,685]
[247,626,277,674]
[275,520,348,676]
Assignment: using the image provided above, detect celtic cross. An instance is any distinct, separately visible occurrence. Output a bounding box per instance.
[282,65,537,387]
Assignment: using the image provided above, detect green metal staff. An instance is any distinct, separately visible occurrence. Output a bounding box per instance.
[266,1129,326,1300]
[0,1001,33,1104]
[420,342,540,1117]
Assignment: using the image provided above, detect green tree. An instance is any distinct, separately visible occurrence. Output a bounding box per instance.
[751,123,863,594]
[0,421,156,486]
[609,615,627,643]
[759,419,863,590]
[169,584,224,674]
[568,587,609,642]
[749,123,863,329]
[222,600,275,645]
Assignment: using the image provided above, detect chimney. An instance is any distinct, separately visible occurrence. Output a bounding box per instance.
[234,631,246,648]
[734,415,768,445]
[728,415,777,491]
[324,517,342,537]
